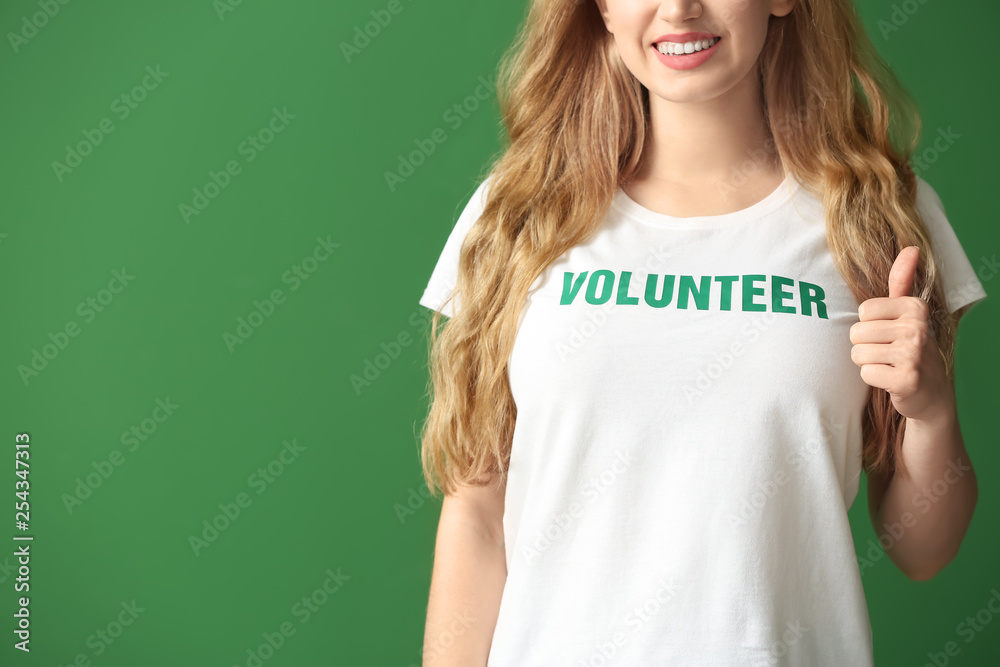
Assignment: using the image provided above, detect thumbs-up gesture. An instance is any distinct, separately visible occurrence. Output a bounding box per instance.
[850,246,951,422]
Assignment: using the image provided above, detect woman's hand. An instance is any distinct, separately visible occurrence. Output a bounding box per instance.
[849,246,954,425]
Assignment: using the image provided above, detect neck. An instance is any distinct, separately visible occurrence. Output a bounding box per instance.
[637,72,781,185]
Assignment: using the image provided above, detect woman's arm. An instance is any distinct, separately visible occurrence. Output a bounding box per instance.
[866,309,979,581]
[423,473,507,666]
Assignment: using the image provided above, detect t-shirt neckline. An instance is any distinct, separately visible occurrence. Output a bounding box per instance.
[611,173,799,229]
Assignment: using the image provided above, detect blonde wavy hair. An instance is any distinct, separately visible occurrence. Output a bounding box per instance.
[419,0,955,496]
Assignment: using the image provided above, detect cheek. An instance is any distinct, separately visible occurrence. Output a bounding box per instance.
[718,1,772,54]
[716,0,767,21]
[609,27,651,78]
[605,6,655,58]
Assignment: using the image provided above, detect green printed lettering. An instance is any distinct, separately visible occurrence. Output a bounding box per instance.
[560,271,589,305]
[772,275,796,314]
[616,271,640,305]
[742,274,767,312]
[799,281,829,319]
[715,276,739,311]
[586,270,615,305]
[645,275,675,308]
[678,275,711,310]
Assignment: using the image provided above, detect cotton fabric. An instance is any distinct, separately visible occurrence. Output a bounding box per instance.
[418,173,987,666]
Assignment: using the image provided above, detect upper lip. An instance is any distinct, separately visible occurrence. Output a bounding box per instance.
[653,32,719,44]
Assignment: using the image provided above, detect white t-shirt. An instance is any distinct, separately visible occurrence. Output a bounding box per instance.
[418,173,987,666]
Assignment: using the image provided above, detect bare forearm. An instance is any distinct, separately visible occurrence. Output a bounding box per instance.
[423,505,507,666]
[874,399,978,580]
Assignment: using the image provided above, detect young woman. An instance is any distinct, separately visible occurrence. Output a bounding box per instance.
[417,0,986,664]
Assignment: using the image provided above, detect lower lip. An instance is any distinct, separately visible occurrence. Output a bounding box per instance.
[653,39,720,71]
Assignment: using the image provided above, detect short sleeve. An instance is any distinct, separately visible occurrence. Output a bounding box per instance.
[915,177,987,316]
[418,176,493,318]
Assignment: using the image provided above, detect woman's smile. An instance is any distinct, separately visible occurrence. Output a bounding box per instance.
[652,33,723,70]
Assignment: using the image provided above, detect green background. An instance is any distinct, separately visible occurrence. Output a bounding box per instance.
[0,0,996,665]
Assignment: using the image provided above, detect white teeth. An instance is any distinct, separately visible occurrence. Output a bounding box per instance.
[656,37,719,56]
